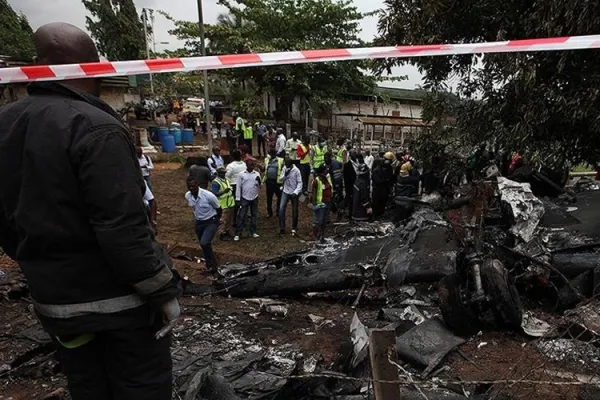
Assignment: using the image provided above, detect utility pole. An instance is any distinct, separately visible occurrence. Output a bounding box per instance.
[197,0,213,150]
[142,9,154,96]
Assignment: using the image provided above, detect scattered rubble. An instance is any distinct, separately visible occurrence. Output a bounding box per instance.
[7,172,600,399]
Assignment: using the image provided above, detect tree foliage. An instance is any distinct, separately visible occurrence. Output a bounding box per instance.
[376,0,600,166]
[168,0,376,120]
[0,0,35,60]
[82,0,146,61]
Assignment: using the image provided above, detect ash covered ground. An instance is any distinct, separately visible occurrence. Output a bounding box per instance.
[3,166,600,400]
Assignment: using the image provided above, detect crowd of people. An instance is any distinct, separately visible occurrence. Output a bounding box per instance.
[135,119,424,273]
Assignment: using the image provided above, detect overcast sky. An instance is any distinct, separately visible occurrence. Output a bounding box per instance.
[8,0,423,89]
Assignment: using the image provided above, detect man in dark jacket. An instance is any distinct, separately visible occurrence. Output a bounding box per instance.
[0,23,180,400]
[353,164,372,222]
[371,152,395,217]
[325,152,344,221]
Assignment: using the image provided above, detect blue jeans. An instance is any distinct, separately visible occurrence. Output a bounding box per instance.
[279,192,299,231]
[236,197,258,236]
[313,206,329,227]
[266,181,282,217]
[195,217,219,270]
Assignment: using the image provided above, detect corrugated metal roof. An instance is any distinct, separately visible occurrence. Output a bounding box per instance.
[358,116,433,127]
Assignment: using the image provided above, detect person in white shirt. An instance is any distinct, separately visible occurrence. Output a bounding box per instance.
[234,160,261,241]
[278,158,303,235]
[207,146,225,178]
[275,128,287,155]
[185,177,222,271]
[136,146,154,189]
[285,132,302,167]
[143,181,158,234]
[226,149,247,229]
[364,150,374,170]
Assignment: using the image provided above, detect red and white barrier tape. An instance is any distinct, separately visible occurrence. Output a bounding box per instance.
[1,35,600,84]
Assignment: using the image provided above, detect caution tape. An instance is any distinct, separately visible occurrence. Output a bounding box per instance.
[1,35,600,84]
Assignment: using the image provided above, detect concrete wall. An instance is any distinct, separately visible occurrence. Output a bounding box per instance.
[99,87,140,111]
[330,99,423,131]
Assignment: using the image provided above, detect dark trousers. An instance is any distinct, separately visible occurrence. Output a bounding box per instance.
[55,322,172,400]
[244,138,253,155]
[372,185,391,217]
[226,137,237,153]
[279,192,299,231]
[195,217,219,269]
[266,180,282,217]
[236,197,259,235]
[257,135,266,157]
[231,184,239,228]
[299,164,311,194]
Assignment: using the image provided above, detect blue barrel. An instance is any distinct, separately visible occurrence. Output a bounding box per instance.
[148,126,159,142]
[160,135,176,153]
[170,128,182,144]
[182,128,194,144]
[158,127,170,141]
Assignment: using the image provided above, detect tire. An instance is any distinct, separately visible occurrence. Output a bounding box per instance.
[438,274,479,335]
[481,259,523,329]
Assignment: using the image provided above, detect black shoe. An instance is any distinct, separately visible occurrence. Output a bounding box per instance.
[279,229,285,234]
[220,233,232,241]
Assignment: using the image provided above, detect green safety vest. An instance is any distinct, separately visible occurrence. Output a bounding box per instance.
[336,147,345,163]
[315,174,333,206]
[313,145,327,168]
[263,156,284,184]
[214,177,235,209]
[243,126,253,140]
[236,117,245,131]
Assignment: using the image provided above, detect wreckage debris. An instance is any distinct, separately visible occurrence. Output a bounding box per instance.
[497,177,545,243]
[395,317,465,378]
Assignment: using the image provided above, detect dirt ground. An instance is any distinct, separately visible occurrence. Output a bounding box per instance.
[0,164,598,399]
[152,162,316,266]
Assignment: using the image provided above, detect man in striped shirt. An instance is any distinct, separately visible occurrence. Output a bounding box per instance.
[278,157,303,235]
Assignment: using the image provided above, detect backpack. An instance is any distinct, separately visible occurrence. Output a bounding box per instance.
[266,158,279,181]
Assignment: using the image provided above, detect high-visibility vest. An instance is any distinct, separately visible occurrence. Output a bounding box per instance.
[263,155,284,184]
[336,146,345,163]
[236,117,245,132]
[315,174,333,206]
[313,145,327,168]
[214,177,235,209]
[300,144,311,164]
[243,126,253,140]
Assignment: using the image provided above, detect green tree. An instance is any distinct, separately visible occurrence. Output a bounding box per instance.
[376,0,600,167]
[0,0,35,60]
[82,0,146,61]
[168,0,376,121]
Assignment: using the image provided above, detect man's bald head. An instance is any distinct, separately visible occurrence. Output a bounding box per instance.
[34,23,100,65]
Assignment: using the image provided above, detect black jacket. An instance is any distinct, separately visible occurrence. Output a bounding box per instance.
[0,83,180,335]
[352,175,371,221]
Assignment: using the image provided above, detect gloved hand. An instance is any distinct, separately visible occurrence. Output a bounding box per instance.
[155,298,181,340]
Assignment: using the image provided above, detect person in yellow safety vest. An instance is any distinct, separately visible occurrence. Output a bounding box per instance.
[310,165,333,243]
[311,136,328,171]
[297,136,312,195]
[263,149,284,217]
[235,115,245,133]
[211,166,236,241]
[335,138,349,164]
[243,123,254,155]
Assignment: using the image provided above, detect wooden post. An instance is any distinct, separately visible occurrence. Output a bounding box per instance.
[369,329,401,400]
